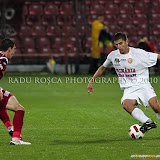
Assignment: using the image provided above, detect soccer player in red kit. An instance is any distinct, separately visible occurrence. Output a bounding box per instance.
[0,39,31,145]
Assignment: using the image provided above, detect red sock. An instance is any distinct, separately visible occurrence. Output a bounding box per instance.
[0,109,12,128]
[13,110,24,138]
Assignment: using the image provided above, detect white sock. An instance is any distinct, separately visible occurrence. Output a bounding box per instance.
[12,137,20,141]
[131,108,150,123]
[156,113,160,121]
[8,126,14,132]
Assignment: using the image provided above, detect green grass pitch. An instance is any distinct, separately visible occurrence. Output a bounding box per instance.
[0,73,160,160]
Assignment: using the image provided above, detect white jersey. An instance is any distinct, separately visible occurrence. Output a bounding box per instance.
[103,47,158,90]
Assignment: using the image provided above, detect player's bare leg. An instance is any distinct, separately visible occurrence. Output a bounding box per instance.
[122,99,137,114]
[6,96,31,145]
[149,96,160,113]
[149,96,160,122]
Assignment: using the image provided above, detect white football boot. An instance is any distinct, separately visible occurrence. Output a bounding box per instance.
[10,138,31,145]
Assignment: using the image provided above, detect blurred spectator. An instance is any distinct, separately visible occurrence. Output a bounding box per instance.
[98,24,113,65]
[137,36,160,75]
[137,36,155,52]
[89,15,104,74]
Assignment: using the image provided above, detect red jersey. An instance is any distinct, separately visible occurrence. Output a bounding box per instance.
[0,52,8,79]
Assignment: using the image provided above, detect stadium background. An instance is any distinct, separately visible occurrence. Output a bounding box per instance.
[0,0,160,74]
[0,1,160,159]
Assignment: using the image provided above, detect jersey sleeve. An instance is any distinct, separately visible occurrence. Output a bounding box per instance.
[139,49,158,68]
[103,53,112,67]
[0,57,8,79]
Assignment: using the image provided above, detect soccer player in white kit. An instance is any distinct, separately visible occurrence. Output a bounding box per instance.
[88,32,160,133]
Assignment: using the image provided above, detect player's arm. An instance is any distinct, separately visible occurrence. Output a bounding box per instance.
[87,65,106,95]
[0,58,8,79]
[157,54,160,61]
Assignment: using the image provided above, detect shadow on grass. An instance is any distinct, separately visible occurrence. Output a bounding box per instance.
[52,139,130,145]
[52,136,160,145]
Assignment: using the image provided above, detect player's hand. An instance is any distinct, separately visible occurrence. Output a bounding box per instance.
[87,83,94,95]
[0,89,3,101]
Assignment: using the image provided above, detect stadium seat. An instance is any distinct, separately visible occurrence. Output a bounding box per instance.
[24,2,39,5]
[29,4,43,15]
[118,14,132,25]
[87,15,97,25]
[36,37,51,49]
[66,37,76,48]
[53,46,66,59]
[149,36,158,46]
[137,24,148,36]
[21,37,36,48]
[119,3,134,14]
[72,15,85,25]
[31,25,46,36]
[53,1,61,5]
[151,1,160,13]
[155,37,160,51]
[122,24,137,36]
[151,14,160,24]
[52,37,65,56]
[40,1,47,5]
[133,14,147,25]
[60,3,74,15]
[46,26,61,37]
[99,0,106,5]
[135,2,148,14]
[85,0,92,5]
[67,47,77,59]
[41,15,56,26]
[44,3,59,15]
[78,25,85,36]
[128,0,136,4]
[105,2,119,14]
[38,47,53,59]
[144,0,151,2]
[26,15,41,26]
[109,25,121,34]
[86,37,92,48]
[129,36,139,47]
[62,26,76,36]
[104,14,117,24]
[19,25,32,36]
[85,36,92,52]
[57,15,65,26]
[113,0,120,4]
[90,4,105,15]
[57,15,72,26]
[152,24,160,36]
[65,16,73,25]
[23,5,28,16]
[77,25,91,37]
[23,47,38,59]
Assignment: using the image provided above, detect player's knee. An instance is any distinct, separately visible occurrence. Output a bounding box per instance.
[16,104,25,112]
[152,104,160,113]
[122,100,129,109]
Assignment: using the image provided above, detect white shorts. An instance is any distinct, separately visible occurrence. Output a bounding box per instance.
[121,84,157,108]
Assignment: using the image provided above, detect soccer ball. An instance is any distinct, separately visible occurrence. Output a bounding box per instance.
[128,124,145,139]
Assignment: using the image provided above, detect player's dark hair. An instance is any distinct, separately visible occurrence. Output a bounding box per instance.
[114,32,128,41]
[0,39,15,51]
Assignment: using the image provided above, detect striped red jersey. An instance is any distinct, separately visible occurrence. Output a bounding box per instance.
[0,52,8,79]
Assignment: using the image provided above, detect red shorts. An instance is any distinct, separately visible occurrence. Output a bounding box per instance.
[0,89,13,111]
